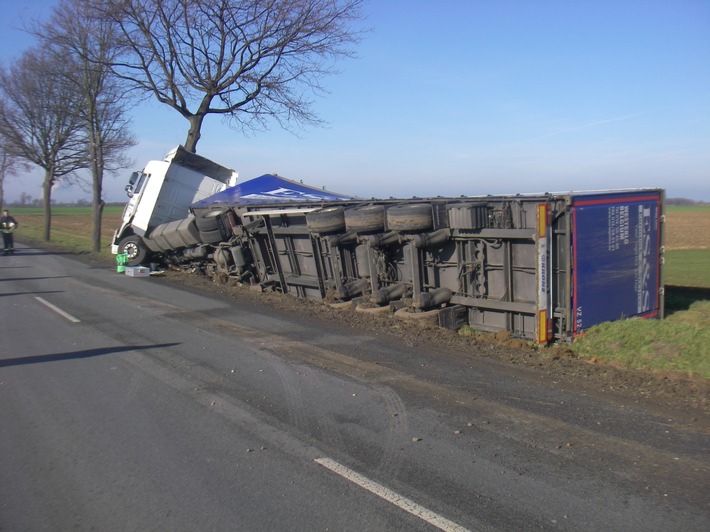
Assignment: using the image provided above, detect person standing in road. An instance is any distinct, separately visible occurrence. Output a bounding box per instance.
[1,209,18,254]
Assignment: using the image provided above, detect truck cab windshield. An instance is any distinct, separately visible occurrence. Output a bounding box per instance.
[126,172,148,197]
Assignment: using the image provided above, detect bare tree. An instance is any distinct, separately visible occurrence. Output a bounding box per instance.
[0,139,31,210]
[95,0,364,152]
[0,48,88,240]
[38,0,137,252]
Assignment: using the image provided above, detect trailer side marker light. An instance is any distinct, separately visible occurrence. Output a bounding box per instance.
[537,204,548,238]
[538,310,548,343]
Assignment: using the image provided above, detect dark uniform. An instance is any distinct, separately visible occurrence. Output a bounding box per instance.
[1,210,18,254]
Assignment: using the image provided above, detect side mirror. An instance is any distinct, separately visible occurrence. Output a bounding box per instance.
[125,184,134,198]
[128,171,140,186]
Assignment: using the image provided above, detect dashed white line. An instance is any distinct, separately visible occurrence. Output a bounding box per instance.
[314,457,471,532]
[35,297,81,323]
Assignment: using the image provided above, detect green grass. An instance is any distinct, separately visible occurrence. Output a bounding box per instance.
[7,205,124,216]
[665,250,710,288]
[9,205,125,215]
[10,205,124,261]
[571,300,710,379]
[666,205,710,213]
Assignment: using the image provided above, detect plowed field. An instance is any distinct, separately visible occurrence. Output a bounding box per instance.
[665,207,710,250]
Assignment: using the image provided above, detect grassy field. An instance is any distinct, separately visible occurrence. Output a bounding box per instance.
[8,206,124,258]
[665,250,710,288]
[663,205,710,289]
[7,203,710,378]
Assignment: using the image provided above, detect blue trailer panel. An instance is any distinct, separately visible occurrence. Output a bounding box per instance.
[571,191,663,336]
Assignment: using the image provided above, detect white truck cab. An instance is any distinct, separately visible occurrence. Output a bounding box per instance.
[111,146,237,263]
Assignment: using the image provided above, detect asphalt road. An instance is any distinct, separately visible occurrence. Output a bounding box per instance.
[1,244,708,531]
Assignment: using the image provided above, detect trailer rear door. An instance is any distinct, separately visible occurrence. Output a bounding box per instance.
[571,191,663,336]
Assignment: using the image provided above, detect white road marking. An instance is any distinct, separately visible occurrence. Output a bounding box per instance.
[35,297,81,323]
[314,457,471,532]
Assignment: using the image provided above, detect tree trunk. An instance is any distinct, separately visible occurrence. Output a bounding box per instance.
[89,132,104,253]
[184,114,206,153]
[92,198,104,253]
[42,170,53,241]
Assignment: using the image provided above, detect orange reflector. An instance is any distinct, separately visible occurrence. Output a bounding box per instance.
[538,310,548,343]
[537,204,548,238]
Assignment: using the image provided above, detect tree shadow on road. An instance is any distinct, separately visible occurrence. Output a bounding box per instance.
[0,276,74,282]
[0,290,64,298]
[4,247,71,256]
[0,343,180,368]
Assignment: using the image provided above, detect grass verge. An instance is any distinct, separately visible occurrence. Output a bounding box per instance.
[570,300,710,379]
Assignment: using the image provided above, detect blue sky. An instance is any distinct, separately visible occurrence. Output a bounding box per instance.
[1,0,709,203]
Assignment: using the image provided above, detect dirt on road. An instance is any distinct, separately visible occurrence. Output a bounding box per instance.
[157,267,709,420]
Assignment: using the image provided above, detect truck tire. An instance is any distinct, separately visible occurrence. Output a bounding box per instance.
[118,235,149,266]
[199,227,224,244]
[394,307,440,326]
[195,209,223,231]
[196,209,230,243]
[387,203,433,232]
[306,206,346,234]
[345,205,385,233]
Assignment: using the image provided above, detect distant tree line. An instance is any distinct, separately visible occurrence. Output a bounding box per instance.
[0,0,363,252]
[5,196,125,207]
[666,198,709,206]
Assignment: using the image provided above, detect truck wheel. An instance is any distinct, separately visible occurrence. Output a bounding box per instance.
[196,209,230,242]
[387,203,432,232]
[306,206,346,234]
[195,209,223,231]
[199,227,224,244]
[118,235,149,266]
[394,307,439,326]
[345,205,385,233]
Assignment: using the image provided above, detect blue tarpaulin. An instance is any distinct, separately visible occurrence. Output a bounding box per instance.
[191,174,355,208]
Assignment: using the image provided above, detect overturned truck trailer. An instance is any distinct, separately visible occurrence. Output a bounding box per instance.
[114,149,664,343]
[189,185,664,343]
